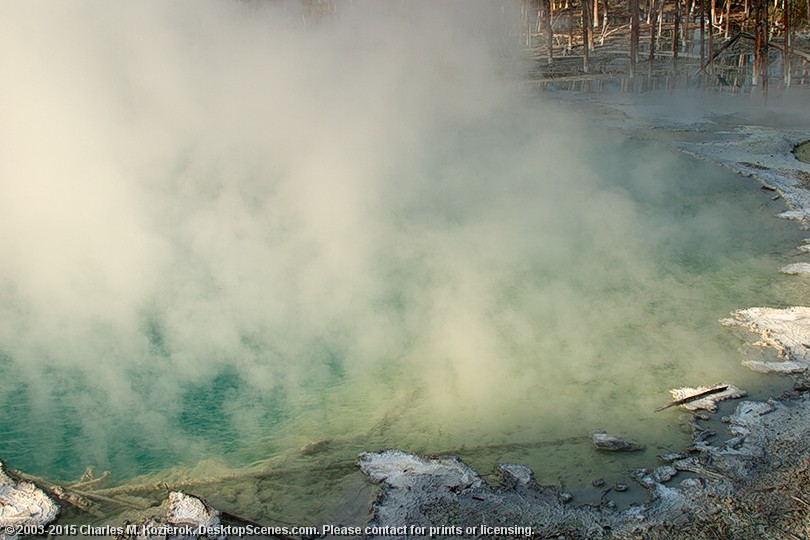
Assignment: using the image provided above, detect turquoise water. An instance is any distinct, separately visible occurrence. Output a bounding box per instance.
[2,1,810,524]
[1,127,807,498]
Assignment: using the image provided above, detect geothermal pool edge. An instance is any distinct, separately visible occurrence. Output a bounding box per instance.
[350,97,810,539]
[3,99,810,540]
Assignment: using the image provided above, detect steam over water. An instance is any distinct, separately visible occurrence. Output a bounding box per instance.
[0,0,807,511]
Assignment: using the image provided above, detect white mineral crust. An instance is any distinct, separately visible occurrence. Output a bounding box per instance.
[721,307,810,373]
[0,464,59,540]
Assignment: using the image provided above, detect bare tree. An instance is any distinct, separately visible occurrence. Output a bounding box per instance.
[649,0,659,77]
[673,0,681,73]
[700,0,706,71]
[630,0,640,77]
[582,0,592,71]
[540,0,555,63]
[707,0,714,73]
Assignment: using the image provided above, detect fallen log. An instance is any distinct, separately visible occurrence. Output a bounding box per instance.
[5,464,95,513]
[735,32,810,62]
[655,385,729,412]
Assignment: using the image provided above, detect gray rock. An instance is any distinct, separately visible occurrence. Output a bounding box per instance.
[497,464,534,487]
[118,491,224,540]
[651,466,677,484]
[657,452,689,463]
[592,431,644,452]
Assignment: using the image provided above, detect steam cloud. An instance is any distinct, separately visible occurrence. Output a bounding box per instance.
[0,0,799,479]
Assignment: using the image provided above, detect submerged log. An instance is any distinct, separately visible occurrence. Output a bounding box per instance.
[4,464,95,513]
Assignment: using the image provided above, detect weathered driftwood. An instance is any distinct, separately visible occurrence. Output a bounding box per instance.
[5,465,95,513]
[88,438,586,497]
[90,461,356,497]
[655,385,729,412]
[68,469,110,489]
[7,466,153,512]
[697,32,744,73]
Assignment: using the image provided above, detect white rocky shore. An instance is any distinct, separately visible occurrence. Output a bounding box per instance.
[722,307,810,373]
[0,476,223,540]
[0,462,59,540]
[358,391,810,538]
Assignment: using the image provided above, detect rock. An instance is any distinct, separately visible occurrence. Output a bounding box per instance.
[559,492,573,504]
[724,436,745,450]
[166,492,221,531]
[118,491,224,540]
[591,478,605,487]
[358,450,482,493]
[497,464,534,487]
[614,483,628,492]
[722,307,810,373]
[667,385,747,413]
[743,359,807,373]
[591,431,645,452]
[781,262,810,275]
[631,468,655,488]
[651,466,676,484]
[728,401,775,435]
[777,210,807,221]
[631,467,675,489]
[0,462,59,540]
[657,452,689,463]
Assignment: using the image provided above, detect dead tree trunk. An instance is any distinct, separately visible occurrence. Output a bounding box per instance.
[568,2,575,53]
[700,0,706,72]
[684,0,692,55]
[523,0,533,47]
[784,0,791,86]
[649,0,659,76]
[582,0,592,71]
[541,0,555,63]
[745,0,751,21]
[673,0,681,73]
[658,0,665,44]
[762,0,769,97]
[707,0,714,73]
[630,0,641,77]
[753,0,769,95]
[753,0,761,84]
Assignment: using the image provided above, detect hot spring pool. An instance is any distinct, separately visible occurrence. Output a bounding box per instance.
[1,0,809,526]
